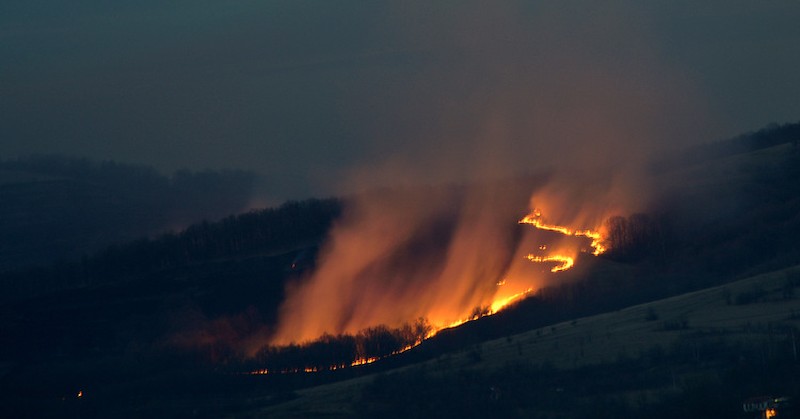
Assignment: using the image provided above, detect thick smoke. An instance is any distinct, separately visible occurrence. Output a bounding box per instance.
[269,2,712,345]
[269,182,529,344]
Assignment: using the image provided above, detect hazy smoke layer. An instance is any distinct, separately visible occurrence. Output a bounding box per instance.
[269,2,706,345]
[269,182,529,344]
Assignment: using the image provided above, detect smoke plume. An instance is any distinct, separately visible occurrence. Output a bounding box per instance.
[269,1,711,345]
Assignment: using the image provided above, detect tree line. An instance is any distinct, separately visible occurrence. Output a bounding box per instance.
[251,318,432,373]
[0,197,341,299]
[653,120,800,170]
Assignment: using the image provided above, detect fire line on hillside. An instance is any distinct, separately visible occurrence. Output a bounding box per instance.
[251,208,608,375]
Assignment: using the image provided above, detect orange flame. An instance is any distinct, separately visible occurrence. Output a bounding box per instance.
[519,209,606,258]
[351,356,379,367]
[254,204,609,375]
[525,254,574,272]
[489,287,534,313]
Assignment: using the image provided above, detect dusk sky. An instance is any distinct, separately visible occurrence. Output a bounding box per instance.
[2,1,799,202]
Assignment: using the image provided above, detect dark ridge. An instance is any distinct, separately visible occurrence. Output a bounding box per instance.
[0,154,258,272]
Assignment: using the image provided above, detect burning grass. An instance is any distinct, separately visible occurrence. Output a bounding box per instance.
[249,208,613,374]
[251,319,433,374]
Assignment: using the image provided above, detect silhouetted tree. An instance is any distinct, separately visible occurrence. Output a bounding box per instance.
[603,213,659,262]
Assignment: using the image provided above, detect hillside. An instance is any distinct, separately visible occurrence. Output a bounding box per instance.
[255,265,800,418]
[0,155,257,272]
[0,122,798,417]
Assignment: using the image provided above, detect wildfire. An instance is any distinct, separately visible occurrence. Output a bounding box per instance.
[519,209,606,260]
[489,287,534,313]
[252,207,608,376]
[525,255,574,272]
[249,353,385,375]
[351,356,379,367]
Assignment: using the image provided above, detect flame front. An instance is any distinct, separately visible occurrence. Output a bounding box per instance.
[519,209,606,257]
[260,184,613,375]
[525,255,574,272]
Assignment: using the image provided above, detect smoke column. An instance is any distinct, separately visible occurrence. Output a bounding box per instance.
[268,1,713,345]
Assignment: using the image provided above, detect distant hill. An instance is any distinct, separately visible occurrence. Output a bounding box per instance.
[0,155,257,272]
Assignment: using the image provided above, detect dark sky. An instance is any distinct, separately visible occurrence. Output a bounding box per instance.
[2,1,799,202]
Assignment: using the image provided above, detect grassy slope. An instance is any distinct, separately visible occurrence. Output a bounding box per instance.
[249,142,800,417]
[1,136,796,417]
[253,264,800,417]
